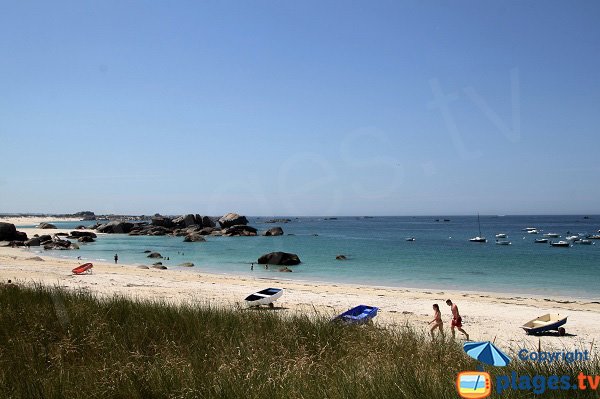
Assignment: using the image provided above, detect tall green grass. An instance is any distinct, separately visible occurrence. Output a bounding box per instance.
[0,284,597,398]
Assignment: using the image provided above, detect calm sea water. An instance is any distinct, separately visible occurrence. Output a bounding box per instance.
[25,216,600,299]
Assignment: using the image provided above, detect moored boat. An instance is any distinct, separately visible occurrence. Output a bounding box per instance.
[470,214,487,243]
[495,240,511,245]
[495,233,507,239]
[543,233,560,238]
[534,238,549,243]
[550,241,570,247]
[522,313,567,335]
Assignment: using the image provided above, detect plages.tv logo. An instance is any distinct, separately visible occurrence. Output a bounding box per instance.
[457,341,511,399]
[456,371,492,399]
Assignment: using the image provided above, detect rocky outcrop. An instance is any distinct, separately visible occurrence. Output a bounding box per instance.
[264,227,284,236]
[38,222,57,229]
[202,216,216,228]
[279,267,293,272]
[151,216,175,228]
[173,214,197,227]
[25,238,41,246]
[15,231,28,241]
[69,231,97,238]
[223,225,257,236]
[78,236,95,243]
[0,223,17,241]
[183,233,206,242]
[179,262,195,267]
[218,213,249,228]
[152,264,167,270]
[265,218,291,224]
[147,252,162,258]
[97,221,134,234]
[257,252,301,266]
[43,239,77,250]
[336,255,347,260]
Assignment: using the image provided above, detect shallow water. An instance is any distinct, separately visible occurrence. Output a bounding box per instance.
[27,215,600,299]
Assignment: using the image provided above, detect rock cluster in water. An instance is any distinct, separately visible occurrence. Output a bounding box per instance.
[93,213,279,240]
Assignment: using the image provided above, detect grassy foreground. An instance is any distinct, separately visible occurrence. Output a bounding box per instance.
[0,284,598,398]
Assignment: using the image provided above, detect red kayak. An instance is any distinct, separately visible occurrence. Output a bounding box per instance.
[72,263,93,275]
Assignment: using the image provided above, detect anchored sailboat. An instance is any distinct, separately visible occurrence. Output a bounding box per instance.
[469,214,487,243]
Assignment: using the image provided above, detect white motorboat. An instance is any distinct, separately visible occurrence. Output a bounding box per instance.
[495,240,511,245]
[495,233,507,239]
[527,229,539,234]
[543,233,560,238]
[550,241,570,247]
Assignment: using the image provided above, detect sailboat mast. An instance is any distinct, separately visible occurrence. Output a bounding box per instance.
[478,214,482,236]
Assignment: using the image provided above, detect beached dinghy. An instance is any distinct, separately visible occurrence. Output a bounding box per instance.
[244,287,283,308]
[334,305,379,324]
[522,313,567,335]
[72,263,93,275]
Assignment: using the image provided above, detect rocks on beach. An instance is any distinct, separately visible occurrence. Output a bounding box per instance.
[38,222,57,229]
[147,252,162,259]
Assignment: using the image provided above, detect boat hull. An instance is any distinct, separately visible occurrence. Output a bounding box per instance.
[522,314,567,335]
[334,305,379,324]
[245,288,283,307]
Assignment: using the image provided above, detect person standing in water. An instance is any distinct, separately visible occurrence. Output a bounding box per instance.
[114,253,118,264]
[429,303,444,338]
[446,299,469,340]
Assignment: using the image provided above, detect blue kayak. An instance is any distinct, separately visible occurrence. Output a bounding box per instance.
[334,305,379,324]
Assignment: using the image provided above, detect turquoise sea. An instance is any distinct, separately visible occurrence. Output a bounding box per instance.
[22,215,600,299]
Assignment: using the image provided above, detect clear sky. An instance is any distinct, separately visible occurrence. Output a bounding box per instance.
[1,1,599,216]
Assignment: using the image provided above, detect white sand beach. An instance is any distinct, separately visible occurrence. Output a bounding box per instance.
[1,217,599,355]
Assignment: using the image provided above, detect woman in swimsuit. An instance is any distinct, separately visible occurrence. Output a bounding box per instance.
[430,303,444,338]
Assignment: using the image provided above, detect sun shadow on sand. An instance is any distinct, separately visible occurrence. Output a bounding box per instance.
[246,306,289,311]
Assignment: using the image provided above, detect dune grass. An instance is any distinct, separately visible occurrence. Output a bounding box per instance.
[0,284,598,398]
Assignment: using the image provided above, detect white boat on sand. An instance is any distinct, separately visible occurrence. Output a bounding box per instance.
[522,313,567,336]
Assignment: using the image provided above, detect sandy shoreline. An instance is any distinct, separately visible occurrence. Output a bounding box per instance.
[1,216,599,354]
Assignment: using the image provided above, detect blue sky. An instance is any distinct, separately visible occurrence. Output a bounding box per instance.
[1,1,599,215]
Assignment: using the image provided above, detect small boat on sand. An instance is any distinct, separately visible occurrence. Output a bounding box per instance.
[72,263,93,275]
[244,288,283,308]
[334,305,379,324]
[522,313,567,336]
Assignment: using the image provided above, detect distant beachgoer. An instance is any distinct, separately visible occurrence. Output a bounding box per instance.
[114,254,118,264]
[77,256,81,260]
[429,304,444,338]
[251,263,254,271]
[265,264,268,270]
[446,299,469,340]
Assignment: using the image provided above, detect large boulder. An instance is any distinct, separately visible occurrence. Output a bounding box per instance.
[15,231,28,241]
[202,216,216,228]
[97,221,134,234]
[38,222,57,229]
[264,227,284,236]
[151,216,175,228]
[43,239,76,250]
[173,214,197,227]
[78,236,95,243]
[0,222,17,241]
[25,237,41,246]
[183,233,206,242]
[147,252,162,258]
[257,252,301,266]
[69,231,97,238]
[218,213,248,228]
[223,225,257,236]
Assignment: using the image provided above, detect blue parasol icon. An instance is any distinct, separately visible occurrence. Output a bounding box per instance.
[463,341,511,367]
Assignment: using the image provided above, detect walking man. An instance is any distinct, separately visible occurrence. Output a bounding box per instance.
[114,253,118,264]
[446,299,469,340]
